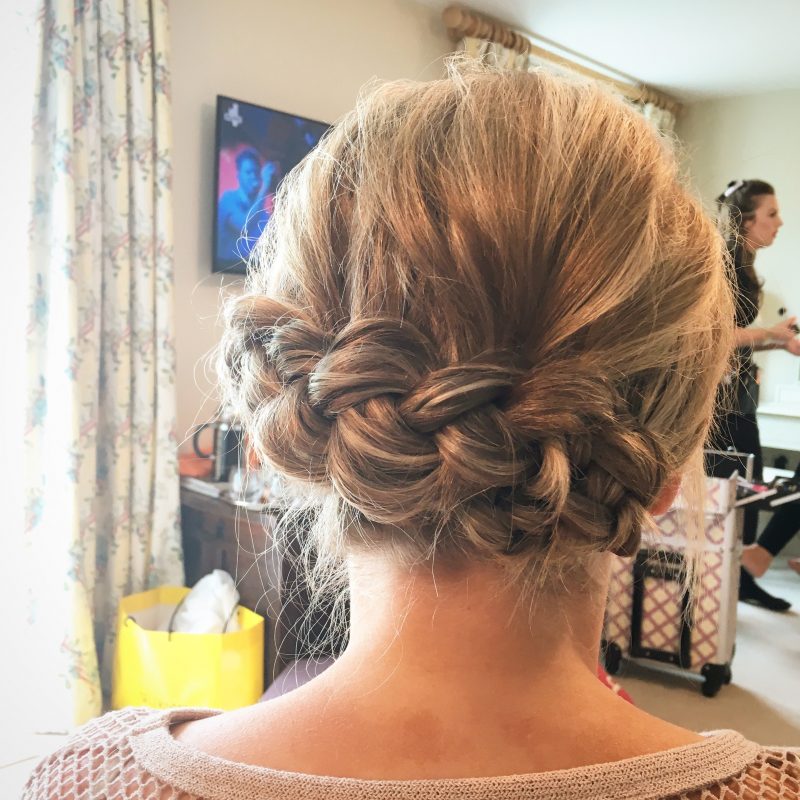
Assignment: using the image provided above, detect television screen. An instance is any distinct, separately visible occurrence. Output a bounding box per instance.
[213,96,329,274]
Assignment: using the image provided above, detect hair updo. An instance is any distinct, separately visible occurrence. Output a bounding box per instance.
[716,178,775,235]
[219,59,733,589]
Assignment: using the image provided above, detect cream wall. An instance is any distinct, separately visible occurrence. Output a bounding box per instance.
[169,0,452,449]
[678,89,800,409]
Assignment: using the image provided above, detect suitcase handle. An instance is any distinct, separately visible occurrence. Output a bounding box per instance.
[629,549,693,669]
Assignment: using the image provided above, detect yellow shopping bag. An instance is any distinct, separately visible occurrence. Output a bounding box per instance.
[112,585,264,710]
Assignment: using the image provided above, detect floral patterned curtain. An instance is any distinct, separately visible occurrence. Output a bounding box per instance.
[641,101,677,135]
[459,36,677,134]
[24,0,183,729]
[461,35,530,71]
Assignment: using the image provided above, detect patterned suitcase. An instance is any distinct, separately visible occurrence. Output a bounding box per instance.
[603,470,745,697]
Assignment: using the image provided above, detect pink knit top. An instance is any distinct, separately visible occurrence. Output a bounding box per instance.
[22,707,800,799]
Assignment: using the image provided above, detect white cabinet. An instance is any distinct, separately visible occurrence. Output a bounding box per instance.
[757,402,800,451]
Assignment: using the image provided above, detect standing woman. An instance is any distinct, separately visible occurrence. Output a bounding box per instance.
[712,179,800,611]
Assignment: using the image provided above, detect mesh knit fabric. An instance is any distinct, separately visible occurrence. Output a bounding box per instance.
[22,707,800,800]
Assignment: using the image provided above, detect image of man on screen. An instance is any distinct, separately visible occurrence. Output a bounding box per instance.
[216,148,279,263]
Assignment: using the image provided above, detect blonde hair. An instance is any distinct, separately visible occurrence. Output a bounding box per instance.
[220,60,733,600]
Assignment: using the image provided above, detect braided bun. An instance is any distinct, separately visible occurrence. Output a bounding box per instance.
[219,58,733,583]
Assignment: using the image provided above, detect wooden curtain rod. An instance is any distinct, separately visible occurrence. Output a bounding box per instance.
[442,5,682,116]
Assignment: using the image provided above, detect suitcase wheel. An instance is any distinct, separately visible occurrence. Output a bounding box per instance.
[723,665,732,685]
[701,663,729,697]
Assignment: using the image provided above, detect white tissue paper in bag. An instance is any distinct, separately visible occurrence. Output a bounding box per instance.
[171,569,241,634]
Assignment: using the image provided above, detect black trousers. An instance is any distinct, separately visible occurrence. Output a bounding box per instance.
[711,412,799,555]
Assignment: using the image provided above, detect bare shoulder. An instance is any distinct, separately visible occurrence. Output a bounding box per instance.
[170,685,706,780]
[171,695,325,766]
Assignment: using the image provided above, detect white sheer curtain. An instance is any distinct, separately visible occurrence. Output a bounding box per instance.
[1,0,41,734]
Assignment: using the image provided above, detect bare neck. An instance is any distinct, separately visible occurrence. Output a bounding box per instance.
[341,554,606,690]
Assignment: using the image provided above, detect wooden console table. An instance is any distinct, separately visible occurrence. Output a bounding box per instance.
[180,485,342,688]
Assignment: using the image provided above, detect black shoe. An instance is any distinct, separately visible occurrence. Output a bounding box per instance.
[739,569,791,612]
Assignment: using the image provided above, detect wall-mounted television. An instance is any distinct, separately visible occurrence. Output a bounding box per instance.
[213,95,329,274]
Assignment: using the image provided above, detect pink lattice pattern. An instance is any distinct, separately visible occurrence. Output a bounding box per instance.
[640,576,682,653]
[689,550,726,665]
[703,476,738,514]
[649,509,730,548]
[604,556,633,647]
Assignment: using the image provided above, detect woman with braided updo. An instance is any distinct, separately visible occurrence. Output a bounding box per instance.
[25,61,800,800]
